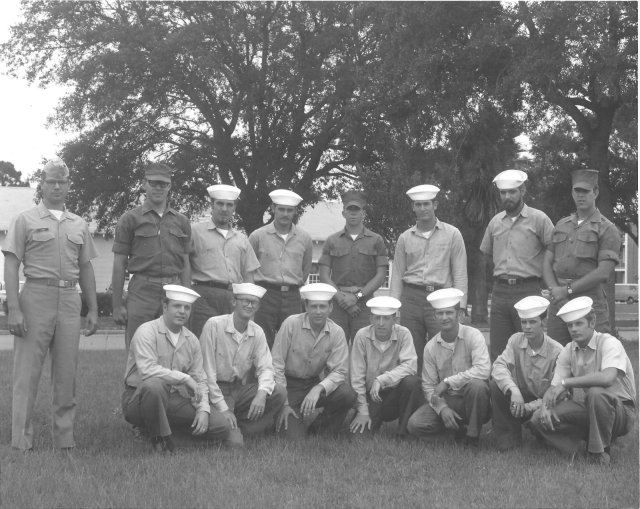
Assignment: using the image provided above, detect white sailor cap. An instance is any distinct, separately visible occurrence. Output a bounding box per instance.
[163,284,201,304]
[493,170,528,190]
[299,283,337,302]
[269,189,303,207]
[514,295,550,319]
[556,296,593,323]
[426,288,464,309]
[232,283,267,299]
[207,184,241,201]
[406,185,440,201]
[366,296,401,315]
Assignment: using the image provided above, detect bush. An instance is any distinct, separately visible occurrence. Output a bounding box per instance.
[80,291,113,317]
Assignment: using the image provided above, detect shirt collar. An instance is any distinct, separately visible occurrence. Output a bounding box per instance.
[157,316,190,343]
[266,222,297,236]
[571,209,602,225]
[224,313,256,338]
[572,331,598,350]
[364,324,399,342]
[141,200,176,216]
[498,203,530,220]
[518,333,550,358]
[339,226,372,239]
[410,218,442,234]
[302,313,330,335]
[37,201,71,221]
[206,217,236,236]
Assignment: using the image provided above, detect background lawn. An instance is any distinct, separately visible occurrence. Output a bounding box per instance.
[0,343,637,509]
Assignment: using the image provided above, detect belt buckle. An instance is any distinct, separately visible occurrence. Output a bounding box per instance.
[280,285,290,292]
[507,278,517,286]
[425,285,435,292]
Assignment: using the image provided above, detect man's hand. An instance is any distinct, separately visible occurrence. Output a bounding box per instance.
[275,405,299,432]
[548,286,568,305]
[342,292,358,309]
[222,409,238,430]
[369,379,383,403]
[334,291,348,309]
[191,411,208,435]
[7,308,27,337]
[300,385,324,417]
[83,309,98,336]
[510,392,526,418]
[435,380,450,398]
[440,407,462,430]
[183,376,201,403]
[112,305,128,326]
[346,304,361,318]
[247,390,267,421]
[349,413,372,434]
[543,384,568,409]
[537,405,559,432]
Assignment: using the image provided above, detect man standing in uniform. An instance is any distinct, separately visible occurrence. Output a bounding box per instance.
[529,297,635,465]
[190,184,260,338]
[543,169,621,345]
[112,162,192,350]
[122,285,233,453]
[272,283,356,439]
[199,283,286,447]
[249,189,312,348]
[319,190,389,344]
[4,158,98,451]
[480,170,554,361]
[490,295,563,451]
[390,185,468,369]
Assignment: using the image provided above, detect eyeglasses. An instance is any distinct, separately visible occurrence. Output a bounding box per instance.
[146,179,170,189]
[43,179,69,186]
[346,205,363,212]
[236,298,260,308]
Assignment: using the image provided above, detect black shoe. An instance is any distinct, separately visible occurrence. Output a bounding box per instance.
[454,425,468,445]
[163,436,175,454]
[150,436,165,454]
[465,436,479,449]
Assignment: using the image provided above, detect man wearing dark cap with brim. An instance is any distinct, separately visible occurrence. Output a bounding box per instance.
[3,157,99,452]
[318,190,389,343]
[112,162,193,350]
[542,169,621,345]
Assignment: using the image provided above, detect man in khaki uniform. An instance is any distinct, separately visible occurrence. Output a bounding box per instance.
[3,158,98,451]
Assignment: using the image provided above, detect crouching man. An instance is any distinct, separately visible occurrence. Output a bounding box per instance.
[273,283,356,438]
[199,283,286,447]
[529,297,636,465]
[490,296,563,451]
[349,296,423,436]
[407,289,491,449]
[122,285,230,453]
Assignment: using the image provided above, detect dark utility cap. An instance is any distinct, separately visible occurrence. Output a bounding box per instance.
[342,190,367,208]
[571,169,598,190]
[144,162,173,183]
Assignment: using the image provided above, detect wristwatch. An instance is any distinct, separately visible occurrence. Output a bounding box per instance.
[567,282,573,295]
[354,289,365,302]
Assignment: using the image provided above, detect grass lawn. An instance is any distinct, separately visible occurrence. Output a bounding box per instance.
[0,344,638,509]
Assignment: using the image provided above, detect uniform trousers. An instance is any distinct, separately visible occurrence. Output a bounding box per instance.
[278,376,357,439]
[489,379,537,449]
[546,285,610,345]
[214,381,286,446]
[253,288,303,349]
[399,285,439,370]
[122,379,231,443]
[329,305,371,346]
[12,283,82,450]
[190,285,234,338]
[489,279,543,361]
[528,387,635,454]
[407,379,491,439]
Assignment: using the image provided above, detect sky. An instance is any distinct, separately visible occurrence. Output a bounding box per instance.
[0,0,69,179]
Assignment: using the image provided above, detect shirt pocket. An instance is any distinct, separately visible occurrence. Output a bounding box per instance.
[168,226,188,254]
[31,229,55,242]
[575,231,598,259]
[133,223,160,257]
[329,245,351,258]
[65,232,85,260]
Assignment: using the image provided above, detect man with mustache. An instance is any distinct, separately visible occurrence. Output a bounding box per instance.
[480,169,554,361]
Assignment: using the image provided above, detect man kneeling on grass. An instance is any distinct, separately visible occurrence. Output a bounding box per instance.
[199,283,286,447]
[272,283,357,438]
[349,296,423,436]
[529,297,636,465]
[122,285,232,453]
[407,288,491,450]
[490,296,563,451]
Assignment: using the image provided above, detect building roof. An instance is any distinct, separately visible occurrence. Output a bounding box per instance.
[297,201,345,241]
[0,187,37,231]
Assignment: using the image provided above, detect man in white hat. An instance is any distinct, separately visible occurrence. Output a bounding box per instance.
[112,162,192,350]
[189,184,260,337]
[3,158,98,451]
[490,295,563,451]
[199,283,286,447]
[529,296,635,465]
[542,169,621,345]
[249,189,312,348]
[390,184,468,370]
[349,296,422,436]
[272,283,356,438]
[407,288,490,449]
[122,285,232,453]
[319,190,389,344]
[480,169,554,361]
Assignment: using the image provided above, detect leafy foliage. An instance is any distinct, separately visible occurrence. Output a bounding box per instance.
[0,161,30,187]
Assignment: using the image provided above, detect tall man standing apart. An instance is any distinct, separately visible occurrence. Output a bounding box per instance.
[390,185,468,369]
[249,189,312,348]
[543,169,621,345]
[190,184,260,338]
[112,163,192,349]
[319,190,389,343]
[480,170,554,361]
[4,158,98,451]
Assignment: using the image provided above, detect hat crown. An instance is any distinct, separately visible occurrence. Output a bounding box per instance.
[208,184,241,200]
[514,295,549,318]
[163,284,201,304]
[269,189,303,206]
[366,296,401,315]
[299,283,337,301]
[556,296,594,323]
[232,283,267,299]
[406,185,440,201]
[493,169,527,189]
[426,288,464,309]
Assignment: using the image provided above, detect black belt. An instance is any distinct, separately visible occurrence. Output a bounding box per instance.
[494,276,539,286]
[26,278,77,288]
[404,282,442,293]
[134,274,180,284]
[192,280,233,290]
[256,281,300,292]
